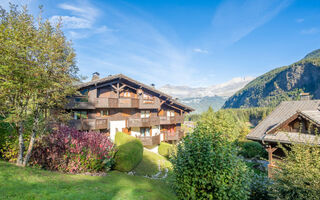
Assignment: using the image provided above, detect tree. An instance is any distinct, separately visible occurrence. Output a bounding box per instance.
[171,121,251,199]
[0,4,78,166]
[271,142,320,199]
[200,109,242,142]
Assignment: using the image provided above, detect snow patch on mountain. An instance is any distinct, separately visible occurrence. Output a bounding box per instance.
[159,76,255,99]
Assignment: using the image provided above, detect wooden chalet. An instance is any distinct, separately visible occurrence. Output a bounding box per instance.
[65,73,194,146]
[247,94,320,177]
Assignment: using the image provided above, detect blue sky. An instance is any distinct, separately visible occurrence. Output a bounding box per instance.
[1,0,320,87]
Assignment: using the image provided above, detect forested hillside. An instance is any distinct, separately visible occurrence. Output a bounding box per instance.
[223,49,320,108]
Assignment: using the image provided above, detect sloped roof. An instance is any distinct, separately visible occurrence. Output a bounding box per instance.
[300,110,320,125]
[264,131,320,145]
[247,100,320,142]
[76,74,194,112]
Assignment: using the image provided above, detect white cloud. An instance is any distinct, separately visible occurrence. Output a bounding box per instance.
[193,48,209,54]
[301,28,320,35]
[50,15,92,29]
[211,0,293,45]
[50,1,99,30]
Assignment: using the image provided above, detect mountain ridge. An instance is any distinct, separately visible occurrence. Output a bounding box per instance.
[223,49,320,108]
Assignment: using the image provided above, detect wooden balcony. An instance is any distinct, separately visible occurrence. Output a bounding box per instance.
[95,97,140,108]
[69,118,109,130]
[163,130,185,141]
[66,96,95,109]
[67,96,160,109]
[159,115,184,125]
[139,98,160,109]
[127,117,160,127]
[136,134,161,146]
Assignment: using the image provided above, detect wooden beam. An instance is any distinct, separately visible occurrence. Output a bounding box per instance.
[111,85,117,90]
[116,82,119,97]
[96,81,118,89]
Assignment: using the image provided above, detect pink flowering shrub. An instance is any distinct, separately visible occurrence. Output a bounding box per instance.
[31,126,115,173]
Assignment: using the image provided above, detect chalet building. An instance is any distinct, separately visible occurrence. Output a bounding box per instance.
[66,73,194,146]
[247,93,320,177]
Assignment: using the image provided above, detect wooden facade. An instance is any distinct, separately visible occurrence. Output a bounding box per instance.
[66,74,194,146]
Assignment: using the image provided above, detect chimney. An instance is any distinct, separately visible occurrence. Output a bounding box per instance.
[300,93,311,101]
[92,72,100,81]
[151,83,155,88]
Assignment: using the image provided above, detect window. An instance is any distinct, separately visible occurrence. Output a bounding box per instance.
[74,111,88,119]
[167,111,175,117]
[141,128,150,136]
[100,109,109,117]
[141,110,150,118]
[124,91,131,97]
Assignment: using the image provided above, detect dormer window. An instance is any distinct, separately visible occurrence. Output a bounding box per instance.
[167,111,175,117]
[124,91,131,97]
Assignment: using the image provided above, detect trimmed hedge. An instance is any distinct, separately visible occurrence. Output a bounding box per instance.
[114,132,143,172]
[158,142,174,158]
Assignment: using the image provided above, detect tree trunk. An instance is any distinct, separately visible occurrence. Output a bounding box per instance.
[23,116,39,167]
[17,123,24,166]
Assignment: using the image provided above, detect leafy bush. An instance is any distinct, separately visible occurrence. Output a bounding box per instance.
[114,132,143,172]
[158,142,174,158]
[171,123,251,200]
[249,174,273,200]
[239,141,268,159]
[271,143,320,200]
[200,109,243,142]
[31,126,115,173]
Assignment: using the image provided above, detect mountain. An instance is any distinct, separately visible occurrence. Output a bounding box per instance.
[223,49,320,109]
[159,77,254,113]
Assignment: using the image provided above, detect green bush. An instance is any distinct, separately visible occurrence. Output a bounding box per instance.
[250,174,273,200]
[239,141,268,159]
[158,142,174,158]
[271,143,320,200]
[114,132,143,172]
[171,123,251,200]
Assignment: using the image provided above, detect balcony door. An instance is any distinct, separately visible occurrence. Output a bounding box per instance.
[109,120,126,141]
[141,127,151,137]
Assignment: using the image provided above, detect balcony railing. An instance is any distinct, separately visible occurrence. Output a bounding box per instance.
[67,96,161,109]
[128,117,160,127]
[69,118,109,130]
[139,98,160,109]
[159,115,184,124]
[136,134,161,146]
[163,130,184,141]
[66,96,95,109]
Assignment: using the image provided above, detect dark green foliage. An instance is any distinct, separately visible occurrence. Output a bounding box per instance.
[223,52,320,108]
[239,141,268,159]
[171,122,251,200]
[249,174,273,200]
[271,143,320,200]
[114,132,143,172]
[158,142,174,158]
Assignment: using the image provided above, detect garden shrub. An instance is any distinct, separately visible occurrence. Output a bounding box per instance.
[271,143,320,200]
[114,132,143,172]
[158,142,174,158]
[31,126,115,173]
[249,174,273,200]
[171,122,251,200]
[239,141,268,159]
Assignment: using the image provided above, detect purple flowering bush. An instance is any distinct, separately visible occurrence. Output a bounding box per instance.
[31,126,115,173]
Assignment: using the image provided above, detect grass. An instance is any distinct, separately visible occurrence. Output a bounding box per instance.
[0,161,177,200]
[133,149,172,177]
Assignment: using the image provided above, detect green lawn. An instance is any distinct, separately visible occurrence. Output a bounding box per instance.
[0,161,177,200]
[133,149,172,177]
